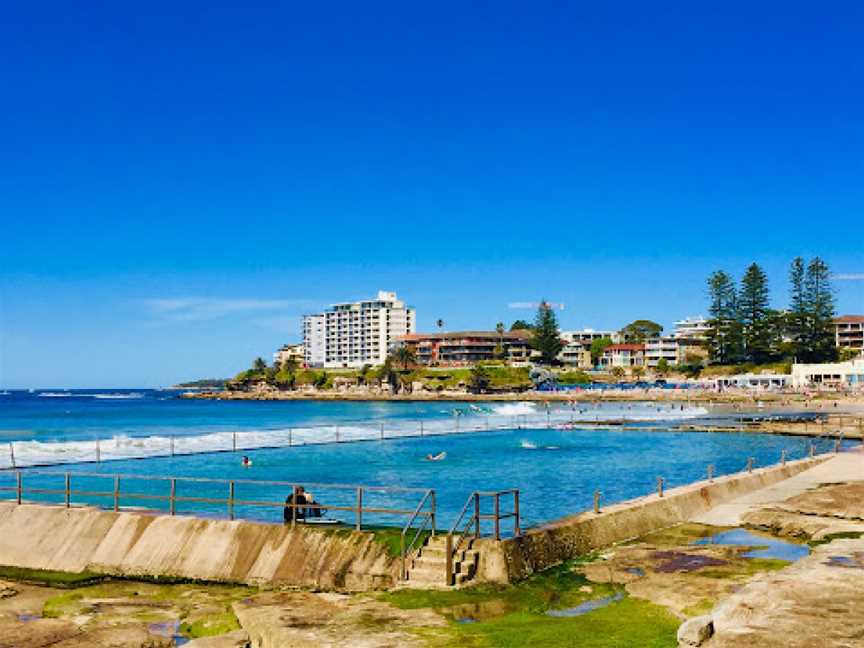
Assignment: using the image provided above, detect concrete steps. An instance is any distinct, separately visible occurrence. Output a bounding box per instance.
[403,536,478,588]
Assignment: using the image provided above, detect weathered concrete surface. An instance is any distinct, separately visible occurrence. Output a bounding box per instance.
[742,481,864,543]
[184,631,250,647]
[692,450,864,527]
[490,456,827,582]
[702,538,864,647]
[0,503,399,590]
[233,591,445,648]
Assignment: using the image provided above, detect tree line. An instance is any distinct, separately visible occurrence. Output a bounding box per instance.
[706,257,837,365]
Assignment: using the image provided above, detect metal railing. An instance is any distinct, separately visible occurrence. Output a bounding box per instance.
[0,470,433,532]
[444,489,520,585]
[399,489,436,580]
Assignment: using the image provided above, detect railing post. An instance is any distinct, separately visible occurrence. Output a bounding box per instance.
[420,420,424,437]
[228,481,235,521]
[400,533,406,580]
[355,487,363,531]
[445,533,453,586]
[9,442,15,470]
[809,442,815,458]
[170,435,175,457]
[657,476,665,497]
[513,490,520,536]
[430,489,436,537]
[380,422,384,440]
[169,478,176,515]
[780,450,786,466]
[834,438,841,453]
[593,489,601,514]
[16,471,22,505]
[113,476,120,512]
[747,457,754,473]
[95,438,101,463]
[473,492,480,538]
[707,464,714,482]
[494,493,500,541]
[291,485,298,529]
[65,472,71,508]
[232,431,237,452]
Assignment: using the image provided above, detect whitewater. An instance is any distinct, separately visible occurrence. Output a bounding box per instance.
[0,397,708,469]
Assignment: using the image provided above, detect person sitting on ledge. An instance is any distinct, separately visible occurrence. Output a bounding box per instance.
[284,486,326,523]
[284,486,307,523]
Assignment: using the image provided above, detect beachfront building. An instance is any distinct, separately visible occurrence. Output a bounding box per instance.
[791,358,864,390]
[558,340,593,368]
[715,373,790,390]
[302,315,326,367]
[673,316,710,340]
[273,343,305,367]
[599,344,645,368]
[399,330,532,366]
[644,337,680,367]
[834,315,864,352]
[560,328,617,344]
[303,291,416,368]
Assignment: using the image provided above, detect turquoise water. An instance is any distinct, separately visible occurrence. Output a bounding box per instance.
[0,390,848,529]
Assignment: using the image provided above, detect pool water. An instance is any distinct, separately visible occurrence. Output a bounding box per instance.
[2,426,837,531]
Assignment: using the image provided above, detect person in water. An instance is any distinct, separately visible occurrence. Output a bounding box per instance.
[241,455,252,467]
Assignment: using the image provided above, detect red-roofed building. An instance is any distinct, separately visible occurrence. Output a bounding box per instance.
[398,330,533,366]
[599,343,645,368]
[835,316,864,352]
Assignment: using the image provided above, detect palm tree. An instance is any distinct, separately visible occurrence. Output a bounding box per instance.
[391,346,417,370]
[495,322,506,360]
[282,357,299,374]
[611,366,625,381]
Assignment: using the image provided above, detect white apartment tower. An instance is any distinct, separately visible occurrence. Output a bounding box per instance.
[303,314,326,367]
[303,291,416,368]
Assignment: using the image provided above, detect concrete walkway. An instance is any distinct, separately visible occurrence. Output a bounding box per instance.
[691,449,864,527]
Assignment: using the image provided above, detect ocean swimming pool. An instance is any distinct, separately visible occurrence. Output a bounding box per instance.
[0,392,849,529]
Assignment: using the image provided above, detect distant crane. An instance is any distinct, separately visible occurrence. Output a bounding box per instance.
[508,301,565,311]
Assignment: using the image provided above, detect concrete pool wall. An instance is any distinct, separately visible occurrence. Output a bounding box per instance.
[0,503,400,590]
[477,455,828,583]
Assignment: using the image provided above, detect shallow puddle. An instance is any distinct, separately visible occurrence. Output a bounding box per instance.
[652,551,728,573]
[147,620,189,645]
[447,598,515,623]
[693,528,809,562]
[825,554,864,569]
[545,592,624,617]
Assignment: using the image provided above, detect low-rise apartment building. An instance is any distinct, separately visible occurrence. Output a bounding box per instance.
[644,337,679,367]
[273,343,305,367]
[599,344,645,368]
[399,330,532,366]
[673,316,710,340]
[303,291,415,368]
[558,340,593,368]
[834,315,864,351]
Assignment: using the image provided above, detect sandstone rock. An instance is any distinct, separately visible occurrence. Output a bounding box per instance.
[184,630,250,647]
[677,614,714,646]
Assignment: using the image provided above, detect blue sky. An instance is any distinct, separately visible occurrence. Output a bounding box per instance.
[2,1,863,388]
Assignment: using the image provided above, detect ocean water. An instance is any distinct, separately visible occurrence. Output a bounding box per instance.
[0,390,846,529]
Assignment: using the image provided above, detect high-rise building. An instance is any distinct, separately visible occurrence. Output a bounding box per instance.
[302,315,326,367]
[303,291,415,368]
